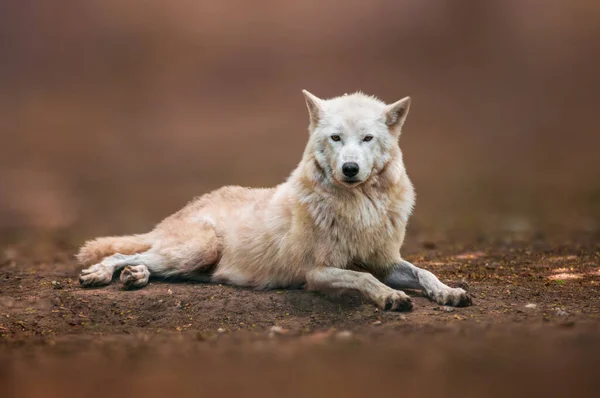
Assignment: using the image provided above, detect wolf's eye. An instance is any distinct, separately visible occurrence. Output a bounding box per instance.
[331,135,341,142]
[363,135,374,142]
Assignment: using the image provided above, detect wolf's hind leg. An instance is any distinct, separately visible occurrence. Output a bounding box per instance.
[149,223,222,280]
[79,218,221,287]
[384,259,472,307]
[306,267,413,311]
[79,253,153,288]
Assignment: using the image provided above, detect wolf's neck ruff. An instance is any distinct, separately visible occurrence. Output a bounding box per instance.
[290,152,411,235]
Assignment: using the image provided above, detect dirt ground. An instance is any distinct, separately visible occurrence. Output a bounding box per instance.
[2,2,600,397]
[1,232,599,398]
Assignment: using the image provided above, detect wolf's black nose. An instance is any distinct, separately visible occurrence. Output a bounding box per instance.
[342,162,360,178]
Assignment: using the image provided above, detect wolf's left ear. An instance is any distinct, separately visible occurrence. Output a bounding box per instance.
[302,90,323,131]
[384,96,411,134]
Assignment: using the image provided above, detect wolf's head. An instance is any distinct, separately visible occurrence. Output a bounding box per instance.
[301,91,411,188]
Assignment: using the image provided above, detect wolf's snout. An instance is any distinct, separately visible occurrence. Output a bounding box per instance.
[342,162,360,178]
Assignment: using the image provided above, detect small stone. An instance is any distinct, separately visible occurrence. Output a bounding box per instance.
[268,325,288,338]
[441,306,455,312]
[372,320,382,326]
[555,308,569,317]
[270,325,284,333]
[51,280,63,290]
[217,327,226,333]
[525,303,537,309]
[335,330,354,341]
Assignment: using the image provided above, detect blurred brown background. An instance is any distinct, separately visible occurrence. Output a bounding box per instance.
[1,0,599,242]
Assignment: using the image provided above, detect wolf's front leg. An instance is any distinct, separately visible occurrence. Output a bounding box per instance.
[306,267,413,311]
[385,260,472,307]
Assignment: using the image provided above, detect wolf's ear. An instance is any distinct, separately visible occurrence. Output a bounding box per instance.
[302,90,323,130]
[384,96,411,134]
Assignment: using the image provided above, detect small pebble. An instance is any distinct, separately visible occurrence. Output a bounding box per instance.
[268,325,288,338]
[372,320,382,326]
[525,303,537,309]
[555,308,569,317]
[217,327,226,333]
[335,330,354,341]
[51,281,63,290]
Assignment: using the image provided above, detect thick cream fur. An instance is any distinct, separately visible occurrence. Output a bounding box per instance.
[78,91,423,305]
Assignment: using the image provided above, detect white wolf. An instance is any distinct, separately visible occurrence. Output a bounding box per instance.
[77,91,471,310]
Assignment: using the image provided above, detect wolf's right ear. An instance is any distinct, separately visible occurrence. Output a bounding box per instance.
[302,90,323,131]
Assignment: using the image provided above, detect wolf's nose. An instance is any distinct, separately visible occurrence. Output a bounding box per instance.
[342,162,360,178]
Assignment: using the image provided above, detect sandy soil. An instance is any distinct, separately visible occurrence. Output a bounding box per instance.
[1,235,599,398]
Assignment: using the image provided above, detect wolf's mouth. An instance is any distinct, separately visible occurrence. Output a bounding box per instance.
[342,178,361,186]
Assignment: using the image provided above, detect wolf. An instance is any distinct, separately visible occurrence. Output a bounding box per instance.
[77,91,472,310]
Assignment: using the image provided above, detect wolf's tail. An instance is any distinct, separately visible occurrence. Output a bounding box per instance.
[76,234,152,265]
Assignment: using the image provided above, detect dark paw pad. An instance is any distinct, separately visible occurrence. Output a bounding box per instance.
[456,293,473,307]
[384,298,394,311]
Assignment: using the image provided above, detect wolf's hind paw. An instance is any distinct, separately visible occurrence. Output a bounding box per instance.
[79,263,113,287]
[120,265,150,289]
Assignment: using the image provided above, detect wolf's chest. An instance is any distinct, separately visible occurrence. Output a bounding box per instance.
[311,196,403,250]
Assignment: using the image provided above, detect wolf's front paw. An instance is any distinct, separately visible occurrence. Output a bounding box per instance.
[431,287,472,307]
[377,290,413,311]
[79,263,113,287]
